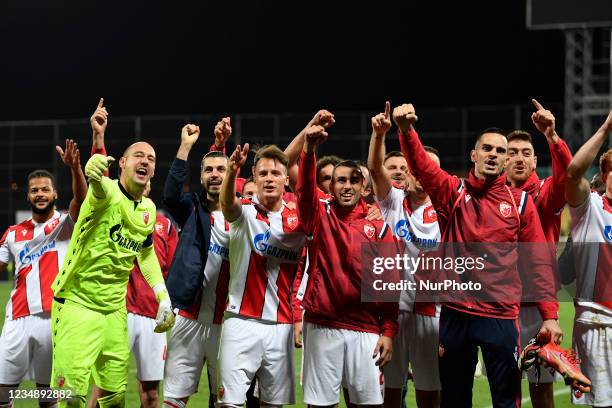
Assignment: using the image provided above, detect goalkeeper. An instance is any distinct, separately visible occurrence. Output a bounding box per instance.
[50,143,175,408]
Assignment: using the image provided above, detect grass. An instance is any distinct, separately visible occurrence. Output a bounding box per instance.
[0,282,576,407]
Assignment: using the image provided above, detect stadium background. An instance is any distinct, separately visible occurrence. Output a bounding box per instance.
[0,0,610,406]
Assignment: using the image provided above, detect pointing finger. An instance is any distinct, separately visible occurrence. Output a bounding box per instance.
[384,101,390,118]
[97,98,104,108]
[532,98,544,111]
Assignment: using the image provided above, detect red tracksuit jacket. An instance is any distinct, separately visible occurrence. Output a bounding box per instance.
[295,151,399,338]
[513,139,573,244]
[399,128,558,320]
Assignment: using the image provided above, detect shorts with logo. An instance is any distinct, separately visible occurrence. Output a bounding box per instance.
[384,311,441,391]
[0,313,52,384]
[216,314,295,406]
[51,299,129,398]
[163,315,221,398]
[302,322,384,406]
[128,313,166,382]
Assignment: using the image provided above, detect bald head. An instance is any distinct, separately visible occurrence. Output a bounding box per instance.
[119,141,157,198]
[123,141,155,158]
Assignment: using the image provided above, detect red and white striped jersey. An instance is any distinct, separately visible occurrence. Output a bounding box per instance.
[226,198,306,323]
[179,210,231,325]
[377,186,441,315]
[0,211,74,320]
[569,191,612,324]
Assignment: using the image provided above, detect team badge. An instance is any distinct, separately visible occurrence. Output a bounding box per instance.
[218,386,225,398]
[364,223,375,238]
[499,201,512,218]
[287,214,298,230]
[22,230,27,236]
[45,218,60,235]
[143,211,149,225]
[155,222,164,235]
[58,377,65,387]
[573,389,583,400]
[424,206,437,223]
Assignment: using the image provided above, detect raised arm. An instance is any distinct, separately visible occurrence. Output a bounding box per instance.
[163,124,200,225]
[393,103,459,213]
[296,125,328,235]
[284,110,335,189]
[531,99,573,209]
[220,144,249,222]
[368,101,393,200]
[90,98,108,155]
[56,139,87,221]
[211,117,232,153]
[566,111,612,207]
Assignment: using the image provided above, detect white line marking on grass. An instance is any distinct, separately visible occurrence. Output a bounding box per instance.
[483,387,571,408]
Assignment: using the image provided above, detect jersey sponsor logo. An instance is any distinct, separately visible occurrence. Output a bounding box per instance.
[604,225,612,242]
[499,201,512,218]
[394,219,438,248]
[143,211,150,225]
[364,223,375,238]
[253,229,299,261]
[209,241,229,259]
[109,221,144,252]
[286,214,298,230]
[18,241,56,266]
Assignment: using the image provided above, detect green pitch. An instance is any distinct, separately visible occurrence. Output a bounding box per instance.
[0,282,576,407]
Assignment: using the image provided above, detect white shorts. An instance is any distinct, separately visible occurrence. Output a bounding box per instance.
[302,322,384,406]
[571,320,612,406]
[163,315,221,399]
[519,306,558,384]
[0,313,52,385]
[383,311,441,391]
[128,313,167,382]
[216,315,295,406]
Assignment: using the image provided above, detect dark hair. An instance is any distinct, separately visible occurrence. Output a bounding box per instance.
[332,160,363,182]
[423,145,439,157]
[316,155,343,182]
[599,148,612,180]
[384,151,404,164]
[27,170,55,188]
[253,145,288,171]
[506,130,533,145]
[201,150,229,170]
[475,127,506,146]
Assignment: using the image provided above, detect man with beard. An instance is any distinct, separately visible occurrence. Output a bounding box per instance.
[368,102,442,408]
[162,120,233,408]
[0,140,87,408]
[297,124,398,407]
[393,102,562,408]
[505,100,573,408]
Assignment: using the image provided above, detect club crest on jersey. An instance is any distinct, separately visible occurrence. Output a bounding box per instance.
[155,222,164,235]
[424,207,437,223]
[604,225,612,242]
[57,377,65,387]
[499,201,512,218]
[218,386,225,398]
[287,214,298,230]
[143,211,150,225]
[364,223,375,238]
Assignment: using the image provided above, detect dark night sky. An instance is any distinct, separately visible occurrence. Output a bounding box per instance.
[0,0,565,120]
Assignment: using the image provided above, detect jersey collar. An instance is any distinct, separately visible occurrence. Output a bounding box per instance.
[118,180,142,204]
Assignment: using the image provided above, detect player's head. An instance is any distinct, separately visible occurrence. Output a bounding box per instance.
[600,148,612,195]
[252,145,289,206]
[407,146,440,197]
[332,160,364,208]
[471,128,507,180]
[26,170,57,215]
[242,177,257,200]
[505,130,537,186]
[316,155,342,194]
[384,151,409,190]
[119,142,156,192]
[201,151,229,199]
[358,162,373,198]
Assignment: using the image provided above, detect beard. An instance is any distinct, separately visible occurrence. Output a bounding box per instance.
[29,198,55,215]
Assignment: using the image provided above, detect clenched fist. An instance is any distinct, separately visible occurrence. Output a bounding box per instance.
[85,154,114,182]
[392,103,418,134]
[181,124,200,146]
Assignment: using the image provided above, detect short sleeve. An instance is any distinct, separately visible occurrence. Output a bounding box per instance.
[0,228,12,264]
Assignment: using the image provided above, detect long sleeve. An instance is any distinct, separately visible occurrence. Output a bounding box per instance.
[377,226,400,338]
[518,195,559,320]
[544,138,573,212]
[163,158,195,227]
[398,129,462,228]
[296,151,321,236]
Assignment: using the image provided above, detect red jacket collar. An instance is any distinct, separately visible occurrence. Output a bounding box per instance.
[465,169,508,196]
[511,171,540,196]
[332,198,369,222]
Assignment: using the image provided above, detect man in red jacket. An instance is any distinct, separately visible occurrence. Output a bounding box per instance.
[392,102,562,408]
[505,100,573,408]
[296,124,399,407]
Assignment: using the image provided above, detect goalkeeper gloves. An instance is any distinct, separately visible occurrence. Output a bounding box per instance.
[85,154,115,182]
[153,283,175,333]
